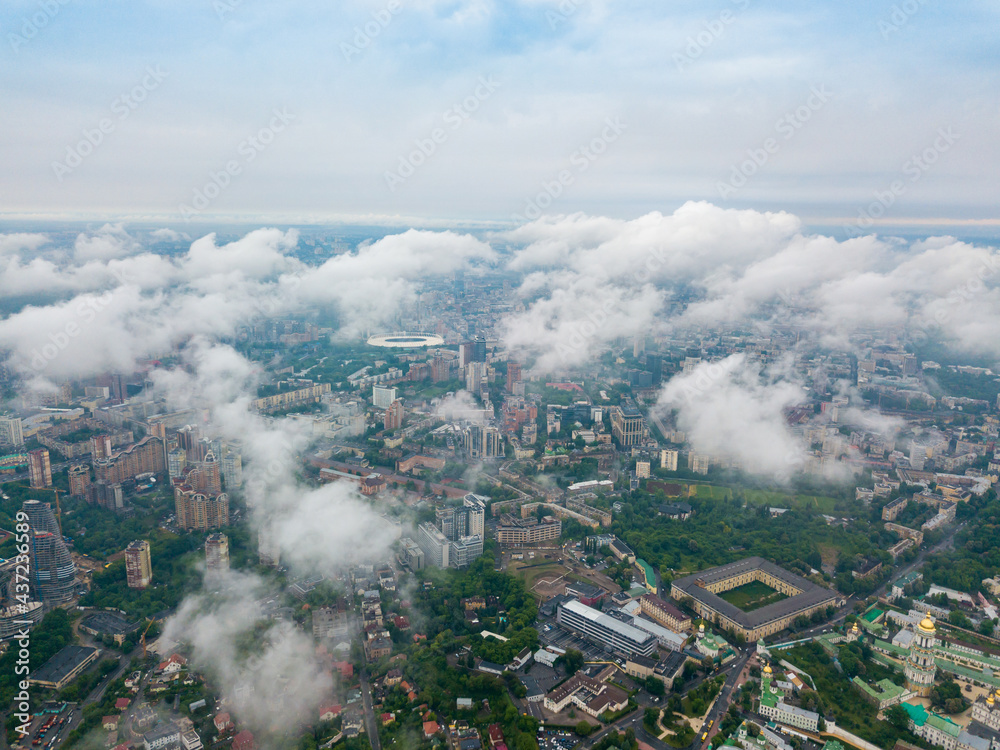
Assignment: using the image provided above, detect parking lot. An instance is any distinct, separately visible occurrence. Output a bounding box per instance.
[539,623,609,662]
[536,727,580,750]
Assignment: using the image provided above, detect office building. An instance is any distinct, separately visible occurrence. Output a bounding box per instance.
[398,538,425,570]
[556,599,656,657]
[611,404,646,447]
[497,514,562,546]
[472,336,486,363]
[450,535,484,569]
[313,600,352,640]
[639,594,692,632]
[464,422,504,458]
[416,522,451,568]
[372,385,398,409]
[125,540,152,589]
[0,416,24,447]
[68,464,91,498]
[22,500,76,604]
[205,533,230,572]
[28,448,52,489]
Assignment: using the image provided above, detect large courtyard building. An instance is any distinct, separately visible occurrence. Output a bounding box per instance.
[671,557,841,641]
[556,599,657,657]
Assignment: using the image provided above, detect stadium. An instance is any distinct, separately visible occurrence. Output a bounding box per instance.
[366,332,444,349]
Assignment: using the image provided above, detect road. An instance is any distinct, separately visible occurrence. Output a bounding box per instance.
[358,666,382,750]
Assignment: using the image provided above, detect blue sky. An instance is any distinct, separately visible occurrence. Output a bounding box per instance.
[1,0,997,225]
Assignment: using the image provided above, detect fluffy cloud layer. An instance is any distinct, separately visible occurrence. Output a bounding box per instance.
[498,202,1000,369]
[0,225,495,386]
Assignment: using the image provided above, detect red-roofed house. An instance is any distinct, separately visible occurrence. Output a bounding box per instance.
[319,704,342,721]
[380,713,395,726]
[115,697,130,711]
[423,720,440,738]
[232,730,255,750]
[157,654,187,674]
[488,724,505,747]
[102,716,119,731]
[213,713,234,733]
[332,661,353,679]
[393,615,410,629]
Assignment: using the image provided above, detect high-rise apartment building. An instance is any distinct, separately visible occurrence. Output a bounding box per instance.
[22,500,76,604]
[68,464,92,497]
[125,540,152,589]
[93,436,166,484]
[205,533,230,572]
[383,399,404,431]
[660,449,678,471]
[506,361,522,392]
[174,488,229,531]
[0,416,24,447]
[221,450,242,490]
[372,385,398,409]
[465,361,487,393]
[90,434,112,460]
[167,448,187,480]
[28,449,52,489]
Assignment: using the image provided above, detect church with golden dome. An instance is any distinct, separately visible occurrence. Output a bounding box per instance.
[904,614,939,697]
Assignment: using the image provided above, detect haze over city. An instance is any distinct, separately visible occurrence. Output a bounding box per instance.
[1,4,999,750]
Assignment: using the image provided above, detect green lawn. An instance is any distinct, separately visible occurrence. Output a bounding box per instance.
[718,581,788,612]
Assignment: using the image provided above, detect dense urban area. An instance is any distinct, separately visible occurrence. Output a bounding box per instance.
[2,229,1000,750]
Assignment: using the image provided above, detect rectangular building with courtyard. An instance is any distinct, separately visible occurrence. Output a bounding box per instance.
[670,557,842,641]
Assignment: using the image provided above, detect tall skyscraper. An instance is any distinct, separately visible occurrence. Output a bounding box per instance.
[167,448,187,480]
[125,540,152,589]
[28,448,52,489]
[472,336,486,363]
[22,500,76,604]
[465,361,487,393]
[205,533,230,572]
[177,425,204,462]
